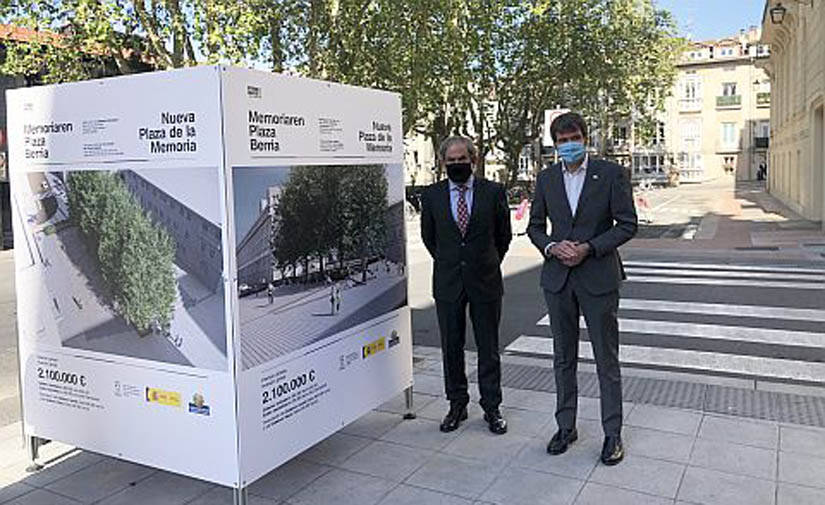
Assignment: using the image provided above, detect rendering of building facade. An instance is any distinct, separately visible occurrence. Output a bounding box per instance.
[662,27,772,182]
[236,186,280,287]
[120,170,223,292]
[759,0,825,225]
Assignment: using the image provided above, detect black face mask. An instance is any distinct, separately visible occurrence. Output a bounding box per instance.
[446,162,472,184]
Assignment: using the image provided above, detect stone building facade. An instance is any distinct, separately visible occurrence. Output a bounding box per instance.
[760,0,825,225]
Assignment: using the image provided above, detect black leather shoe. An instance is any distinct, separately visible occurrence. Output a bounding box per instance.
[601,435,624,465]
[483,409,508,434]
[439,404,468,432]
[546,428,578,455]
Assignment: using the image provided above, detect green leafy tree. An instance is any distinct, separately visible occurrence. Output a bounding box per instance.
[273,167,318,281]
[338,165,387,282]
[66,171,176,333]
[0,0,279,83]
[274,164,388,283]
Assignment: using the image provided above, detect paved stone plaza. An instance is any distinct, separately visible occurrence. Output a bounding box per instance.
[2,347,825,505]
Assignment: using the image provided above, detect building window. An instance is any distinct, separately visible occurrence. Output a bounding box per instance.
[757,120,770,138]
[650,122,666,146]
[683,80,700,99]
[722,82,737,96]
[632,154,666,175]
[722,123,738,147]
[680,119,701,150]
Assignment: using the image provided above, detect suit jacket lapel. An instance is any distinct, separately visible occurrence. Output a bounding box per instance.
[574,160,600,218]
[442,180,463,237]
[551,163,574,222]
[464,178,483,235]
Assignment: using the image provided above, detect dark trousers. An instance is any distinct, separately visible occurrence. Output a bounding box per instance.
[544,277,622,437]
[435,291,503,413]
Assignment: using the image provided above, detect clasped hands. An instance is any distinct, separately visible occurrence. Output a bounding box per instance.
[548,240,591,267]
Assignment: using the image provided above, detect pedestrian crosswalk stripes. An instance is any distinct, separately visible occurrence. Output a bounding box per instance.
[624,267,824,282]
[509,259,825,384]
[536,314,824,347]
[537,300,825,324]
[506,336,825,384]
[622,260,824,274]
[625,275,822,290]
[618,299,825,321]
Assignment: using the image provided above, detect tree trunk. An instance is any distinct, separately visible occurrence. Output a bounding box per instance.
[269,14,283,72]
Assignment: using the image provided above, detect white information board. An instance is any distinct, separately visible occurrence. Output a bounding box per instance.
[7,66,412,488]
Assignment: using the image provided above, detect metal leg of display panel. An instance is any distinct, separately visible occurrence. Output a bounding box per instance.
[17,318,44,473]
[25,435,44,472]
[233,486,248,505]
[403,385,416,420]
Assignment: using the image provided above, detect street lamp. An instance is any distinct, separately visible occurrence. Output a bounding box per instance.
[770,3,787,23]
[770,0,815,24]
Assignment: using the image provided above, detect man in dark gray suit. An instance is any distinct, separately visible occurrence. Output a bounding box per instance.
[527,112,637,465]
[421,136,512,434]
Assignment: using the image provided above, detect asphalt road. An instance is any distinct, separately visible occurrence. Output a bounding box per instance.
[408,177,825,384]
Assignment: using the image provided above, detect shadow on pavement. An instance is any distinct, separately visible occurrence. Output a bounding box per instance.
[56,225,114,312]
[412,262,546,352]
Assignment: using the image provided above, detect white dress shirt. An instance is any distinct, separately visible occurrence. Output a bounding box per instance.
[449,174,475,223]
[562,154,588,216]
[543,155,589,257]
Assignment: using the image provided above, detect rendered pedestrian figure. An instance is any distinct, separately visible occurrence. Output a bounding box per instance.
[420,135,512,435]
[528,112,638,466]
[267,281,274,305]
[334,283,341,313]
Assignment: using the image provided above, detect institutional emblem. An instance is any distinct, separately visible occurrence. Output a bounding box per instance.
[188,393,211,416]
[145,387,182,407]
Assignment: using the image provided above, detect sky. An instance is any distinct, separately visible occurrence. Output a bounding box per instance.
[233,167,291,247]
[655,0,768,41]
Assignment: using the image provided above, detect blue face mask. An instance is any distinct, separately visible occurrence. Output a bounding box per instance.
[557,141,586,164]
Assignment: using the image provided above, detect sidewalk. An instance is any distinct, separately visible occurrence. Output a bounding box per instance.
[2,347,825,505]
[625,180,825,260]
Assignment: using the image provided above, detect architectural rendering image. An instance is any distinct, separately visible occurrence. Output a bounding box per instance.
[233,164,407,369]
[12,168,228,371]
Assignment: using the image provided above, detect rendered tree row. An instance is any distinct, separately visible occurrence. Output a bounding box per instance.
[274,165,387,284]
[67,171,176,333]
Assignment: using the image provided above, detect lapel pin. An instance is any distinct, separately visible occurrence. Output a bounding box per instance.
[592,174,599,180]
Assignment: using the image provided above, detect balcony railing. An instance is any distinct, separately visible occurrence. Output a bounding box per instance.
[754,137,769,149]
[679,98,702,112]
[716,141,741,153]
[716,95,742,108]
[756,92,771,106]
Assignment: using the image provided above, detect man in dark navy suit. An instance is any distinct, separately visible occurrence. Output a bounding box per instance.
[420,136,512,434]
[528,112,637,465]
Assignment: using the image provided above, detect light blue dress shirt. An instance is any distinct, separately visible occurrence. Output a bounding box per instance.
[448,174,475,224]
